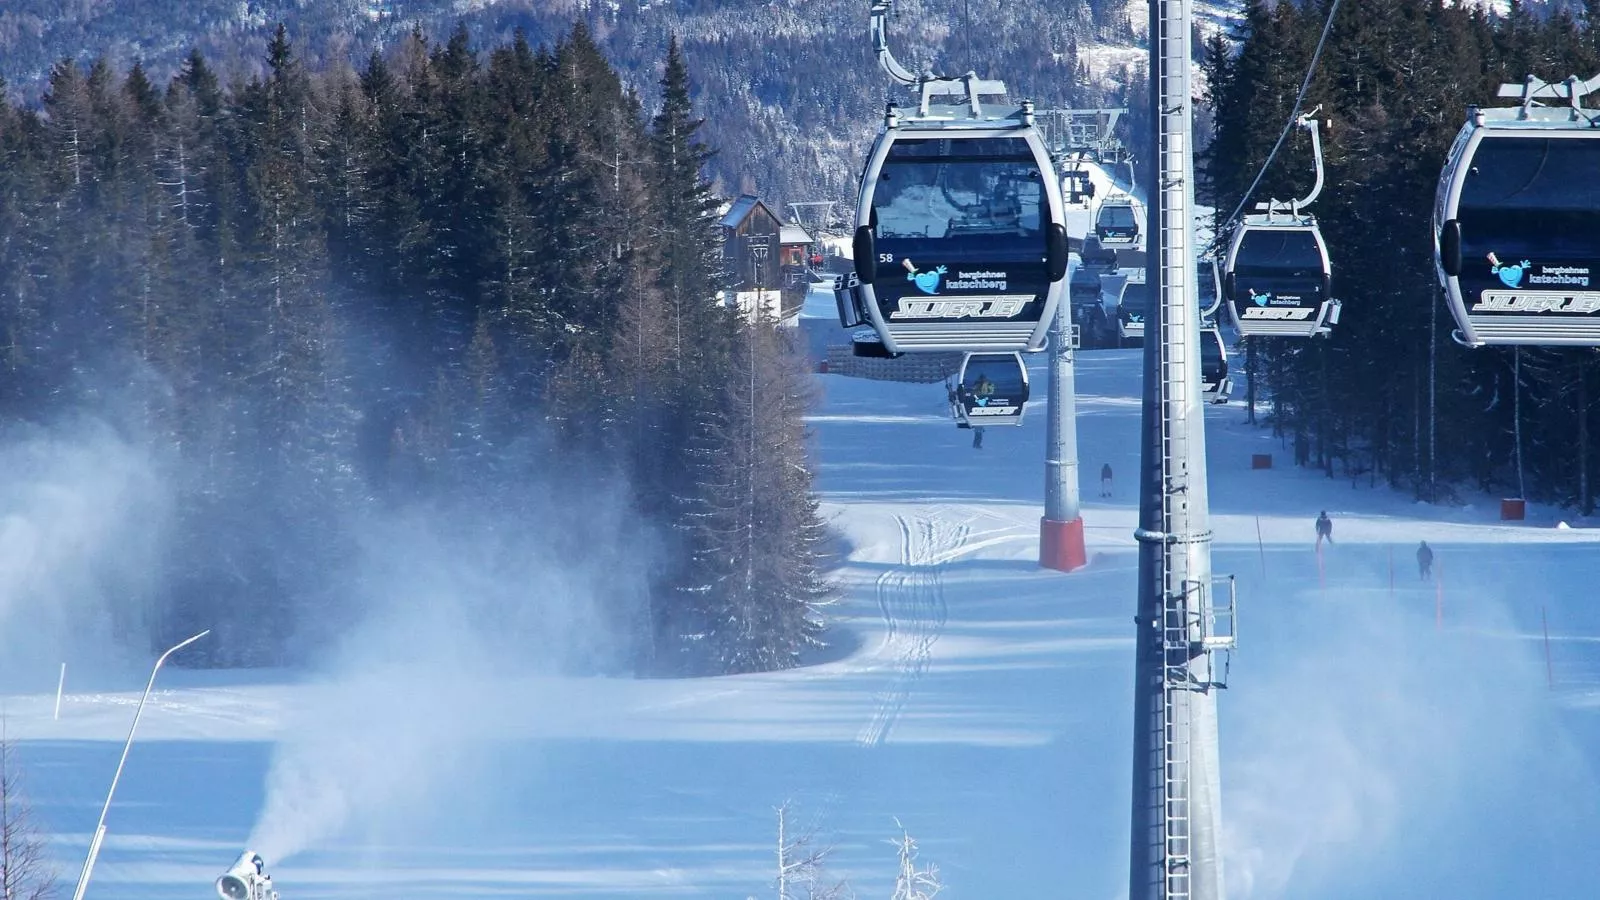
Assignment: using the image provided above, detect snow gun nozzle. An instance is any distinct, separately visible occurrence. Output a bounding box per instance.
[216,851,279,900]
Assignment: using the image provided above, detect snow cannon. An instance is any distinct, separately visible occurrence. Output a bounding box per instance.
[217,851,279,900]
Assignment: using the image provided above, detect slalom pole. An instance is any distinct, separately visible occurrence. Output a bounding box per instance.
[1435,555,1444,631]
[1316,541,1325,593]
[1256,515,1266,578]
[1543,605,1554,690]
[1388,546,1394,601]
[55,663,66,720]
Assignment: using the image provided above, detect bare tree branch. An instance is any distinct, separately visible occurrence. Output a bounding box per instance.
[0,724,58,900]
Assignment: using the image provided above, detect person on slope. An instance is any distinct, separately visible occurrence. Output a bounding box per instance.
[1315,510,1334,549]
[1101,462,1114,498]
[1417,540,1434,580]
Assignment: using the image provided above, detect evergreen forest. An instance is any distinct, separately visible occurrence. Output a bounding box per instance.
[0,25,830,675]
[1205,0,1600,511]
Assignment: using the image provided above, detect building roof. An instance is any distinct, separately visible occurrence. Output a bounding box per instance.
[720,194,768,228]
[779,224,813,245]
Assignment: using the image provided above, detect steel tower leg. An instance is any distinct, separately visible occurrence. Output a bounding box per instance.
[1129,0,1226,898]
[1042,259,1086,572]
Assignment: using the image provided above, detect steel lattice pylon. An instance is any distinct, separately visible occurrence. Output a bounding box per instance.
[1128,0,1235,898]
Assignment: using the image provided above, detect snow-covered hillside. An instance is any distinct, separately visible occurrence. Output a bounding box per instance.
[5,281,1599,896]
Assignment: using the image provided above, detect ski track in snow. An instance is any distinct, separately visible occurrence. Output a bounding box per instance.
[856,511,971,748]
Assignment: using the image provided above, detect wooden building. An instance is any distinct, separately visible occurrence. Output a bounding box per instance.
[719,195,784,290]
[720,194,817,322]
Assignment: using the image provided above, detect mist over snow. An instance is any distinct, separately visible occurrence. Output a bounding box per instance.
[249,476,654,862]
[0,416,171,691]
[1222,559,1599,898]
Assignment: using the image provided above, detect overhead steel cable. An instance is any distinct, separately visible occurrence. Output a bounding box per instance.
[1211,0,1344,253]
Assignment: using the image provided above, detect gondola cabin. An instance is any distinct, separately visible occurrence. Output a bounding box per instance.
[951,352,1030,427]
[1222,217,1340,337]
[1115,278,1151,344]
[1435,95,1600,346]
[1080,234,1118,272]
[838,109,1070,354]
[1197,256,1223,320]
[1095,195,1140,246]
[1200,325,1231,403]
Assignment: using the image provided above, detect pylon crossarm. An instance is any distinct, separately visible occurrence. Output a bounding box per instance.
[1497,73,1600,120]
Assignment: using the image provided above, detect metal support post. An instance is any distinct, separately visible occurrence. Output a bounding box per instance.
[1042,257,1087,572]
[1129,0,1227,898]
[71,630,210,900]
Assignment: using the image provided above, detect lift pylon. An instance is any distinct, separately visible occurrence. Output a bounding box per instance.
[1129,0,1233,898]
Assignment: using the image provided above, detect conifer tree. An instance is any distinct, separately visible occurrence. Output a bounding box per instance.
[674,323,829,674]
[650,35,730,378]
[0,24,842,673]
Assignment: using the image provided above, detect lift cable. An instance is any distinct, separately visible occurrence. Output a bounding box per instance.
[1213,0,1344,252]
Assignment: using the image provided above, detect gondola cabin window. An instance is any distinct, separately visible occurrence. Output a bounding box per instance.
[873,138,1044,240]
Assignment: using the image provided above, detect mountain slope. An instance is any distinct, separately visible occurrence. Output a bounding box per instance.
[0,0,1169,211]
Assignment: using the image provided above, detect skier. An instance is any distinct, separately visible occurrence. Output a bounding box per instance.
[972,425,985,450]
[1417,540,1434,580]
[1315,510,1334,548]
[1101,462,1113,498]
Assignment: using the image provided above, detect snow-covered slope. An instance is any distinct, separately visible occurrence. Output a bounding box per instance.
[6,297,1600,897]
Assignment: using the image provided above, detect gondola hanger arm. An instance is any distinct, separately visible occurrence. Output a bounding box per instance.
[868,0,1007,118]
[1291,109,1325,213]
[869,0,923,86]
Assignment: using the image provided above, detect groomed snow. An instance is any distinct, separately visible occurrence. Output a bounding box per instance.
[5,290,1600,898]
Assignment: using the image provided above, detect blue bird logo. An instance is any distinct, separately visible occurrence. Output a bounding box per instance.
[902,259,948,295]
[1488,252,1531,289]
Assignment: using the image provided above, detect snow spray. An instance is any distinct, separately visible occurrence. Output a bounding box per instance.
[247,494,639,862]
[247,626,489,862]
